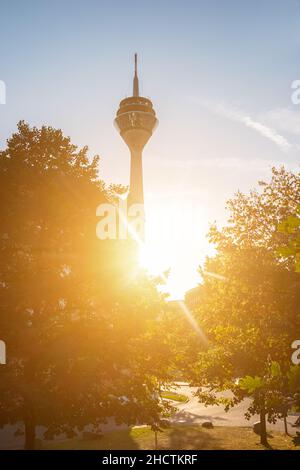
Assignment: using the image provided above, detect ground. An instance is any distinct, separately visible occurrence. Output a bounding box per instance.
[171,383,299,434]
[42,425,299,450]
[1,383,299,449]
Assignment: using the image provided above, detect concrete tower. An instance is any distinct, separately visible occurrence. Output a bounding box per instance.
[114,54,158,209]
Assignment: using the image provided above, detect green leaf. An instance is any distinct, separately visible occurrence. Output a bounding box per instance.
[270,361,281,377]
[288,365,300,391]
[277,246,295,257]
[239,375,263,394]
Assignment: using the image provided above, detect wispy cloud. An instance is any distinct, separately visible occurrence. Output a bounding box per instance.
[154,156,298,174]
[261,107,300,137]
[157,156,279,170]
[200,100,292,152]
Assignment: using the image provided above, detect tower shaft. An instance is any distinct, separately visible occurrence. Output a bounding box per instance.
[129,149,144,205]
[114,54,158,242]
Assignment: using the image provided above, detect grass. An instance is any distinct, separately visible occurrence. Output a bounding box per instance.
[161,391,189,403]
[43,424,300,450]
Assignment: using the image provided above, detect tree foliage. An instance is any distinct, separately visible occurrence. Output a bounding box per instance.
[0,122,172,448]
[189,167,300,445]
[278,205,300,272]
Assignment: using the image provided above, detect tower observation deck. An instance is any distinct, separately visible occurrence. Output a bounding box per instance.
[114,54,158,208]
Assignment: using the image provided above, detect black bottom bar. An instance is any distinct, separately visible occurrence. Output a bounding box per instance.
[0,450,299,467]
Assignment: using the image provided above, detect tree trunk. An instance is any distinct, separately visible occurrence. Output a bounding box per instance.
[23,358,36,450]
[24,407,36,450]
[283,415,288,435]
[259,407,268,447]
[154,431,158,450]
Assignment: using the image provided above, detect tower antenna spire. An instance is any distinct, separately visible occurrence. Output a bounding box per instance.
[133,53,139,97]
[114,54,158,227]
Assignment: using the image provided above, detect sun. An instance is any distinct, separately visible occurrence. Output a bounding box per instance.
[139,243,170,276]
[138,198,212,300]
[139,242,200,300]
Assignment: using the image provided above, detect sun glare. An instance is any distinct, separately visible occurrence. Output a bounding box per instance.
[139,241,202,300]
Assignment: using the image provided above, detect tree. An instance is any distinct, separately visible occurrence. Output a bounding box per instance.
[209,166,300,252]
[0,121,172,449]
[188,167,300,446]
[278,205,300,272]
[277,205,300,429]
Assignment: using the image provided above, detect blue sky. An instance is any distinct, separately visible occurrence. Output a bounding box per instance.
[1,0,300,297]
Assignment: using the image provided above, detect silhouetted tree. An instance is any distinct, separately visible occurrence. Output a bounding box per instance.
[278,205,300,272]
[0,122,171,449]
[189,167,300,446]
